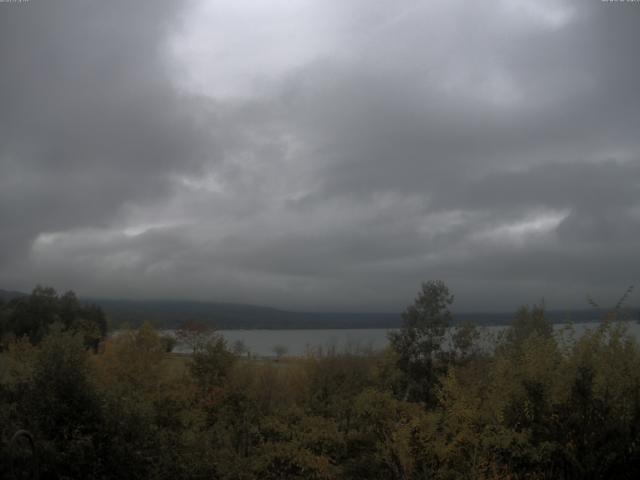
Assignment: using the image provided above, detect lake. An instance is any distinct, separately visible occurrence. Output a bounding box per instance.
[165,320,640,357]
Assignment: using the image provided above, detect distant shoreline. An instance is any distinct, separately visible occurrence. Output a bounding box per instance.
[3,289,637,330]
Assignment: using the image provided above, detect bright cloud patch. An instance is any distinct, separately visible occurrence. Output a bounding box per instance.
[475,210,571,246]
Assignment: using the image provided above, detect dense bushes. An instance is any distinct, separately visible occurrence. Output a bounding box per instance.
[1,284,639,479]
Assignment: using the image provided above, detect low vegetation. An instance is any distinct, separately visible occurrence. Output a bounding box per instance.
[1,283,639,479]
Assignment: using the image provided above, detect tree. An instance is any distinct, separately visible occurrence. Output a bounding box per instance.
[176,320,213,354]
[95,322,167,393]
[23,324,103,478]
[232,339,249,357]
[4,286,59,344]
[160,334,178,353]
[272,345,288,361]
[0,286,107,348]
[501,303,552,353]
[189,334,236,392]
[449,321,481,366]
[389,280,454,405]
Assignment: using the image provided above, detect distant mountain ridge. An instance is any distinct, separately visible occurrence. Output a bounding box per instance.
[88,298,637,330]
[3,288,637,329]
[87,298,401,329]
[0,289,27,302]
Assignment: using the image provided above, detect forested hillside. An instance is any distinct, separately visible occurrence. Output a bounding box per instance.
[91,298,631,330]
[4,288,631,330]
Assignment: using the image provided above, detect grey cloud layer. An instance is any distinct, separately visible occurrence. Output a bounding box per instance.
[1,0,639,311]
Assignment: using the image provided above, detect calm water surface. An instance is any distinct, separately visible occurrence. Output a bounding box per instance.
[165,321,640,357]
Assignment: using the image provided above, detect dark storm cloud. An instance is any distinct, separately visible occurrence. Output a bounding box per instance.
[0,0,222,261]
[1,0,639,311]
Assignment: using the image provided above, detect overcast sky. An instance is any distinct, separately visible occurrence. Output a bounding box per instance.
[1,0,639,312]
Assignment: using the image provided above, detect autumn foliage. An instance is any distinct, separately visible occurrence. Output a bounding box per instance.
[1,283,639,479]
